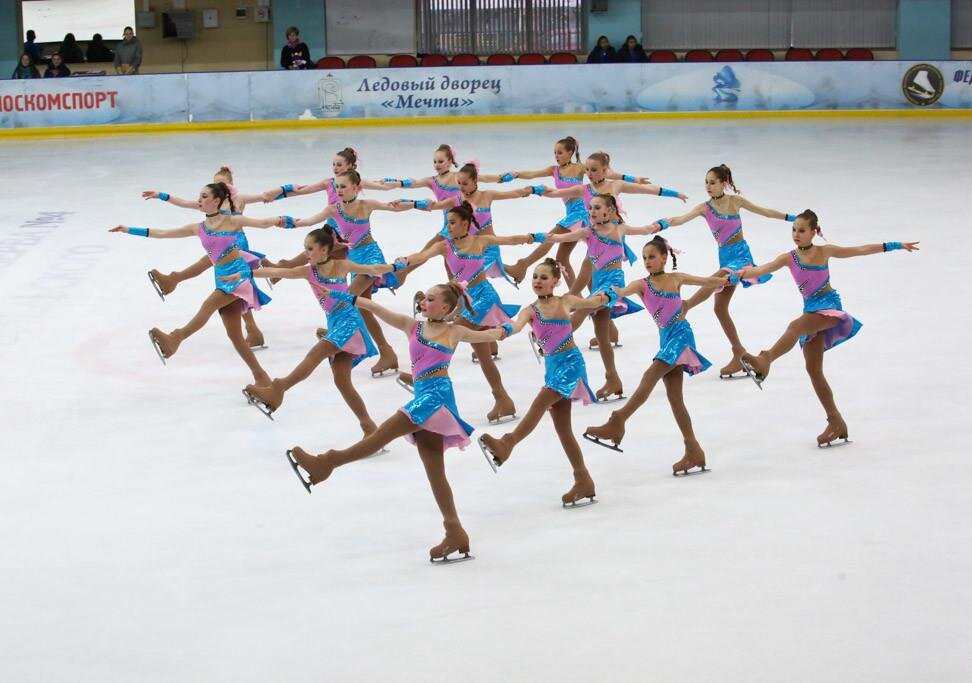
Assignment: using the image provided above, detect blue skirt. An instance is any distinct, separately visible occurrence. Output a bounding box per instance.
[557,199,589,230]
[591,268,643,319]
[214,257,271,312]
[800,289,862,352]
[655,319,711,376]
[348,240,400,291]
[718,239,771,287]
[462,278,520,326]
[323,303,378,368]
[400,376,474,451]
[544,347,597,404]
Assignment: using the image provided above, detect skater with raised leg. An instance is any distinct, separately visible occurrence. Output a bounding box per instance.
[227,228,391,437]
[110,182,289,384]
[142,165,273,348]
[394,202,540,423]
[287,282,512,562]
[477,259,608,507]
[646,164,797,378]
[584,237,728,474]
[735,210,919,446]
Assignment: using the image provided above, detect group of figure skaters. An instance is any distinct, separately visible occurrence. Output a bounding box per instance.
[111,138,918,563]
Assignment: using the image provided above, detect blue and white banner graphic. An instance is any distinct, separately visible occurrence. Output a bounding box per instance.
[2,61,970,129]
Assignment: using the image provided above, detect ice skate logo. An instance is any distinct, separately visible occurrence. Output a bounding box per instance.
[712,65,741,104]
[317,74,344,116]
[902,64,944,106]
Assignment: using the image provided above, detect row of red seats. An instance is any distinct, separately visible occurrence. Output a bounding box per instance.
[316,47,874,70]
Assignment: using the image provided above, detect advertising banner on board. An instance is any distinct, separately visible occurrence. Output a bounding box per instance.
[2,61,971,129]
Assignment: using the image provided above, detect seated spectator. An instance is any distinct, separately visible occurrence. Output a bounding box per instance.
[616,35,647,63]
[12,53,40,79]
[23,30,44,65]
[86,33,115,63]
[44,52,71,78]
[58,33,85,64]
[587,36,616,64]
[113,26,142,75]
[281,26,311,69]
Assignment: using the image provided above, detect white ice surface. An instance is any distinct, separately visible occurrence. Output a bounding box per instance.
[0,119,969,682]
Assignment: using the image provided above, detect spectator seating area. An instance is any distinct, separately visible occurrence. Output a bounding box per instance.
[315,48,874,69]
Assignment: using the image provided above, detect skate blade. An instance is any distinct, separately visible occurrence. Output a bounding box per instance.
[477,436,500,473]
[371,368,398,378]
[673,466,709,477]
[242,389,275,421]
[430,551,474,565]
[285,450,312,494]
[264,278,274,290]
[718,372,747,380]
[148,330,167,366]
[739,359,764,390]
[395,377,414,394]
[248,343,268,351]
[596,393,625,404]
[147,272,166,301]
[817,438,852,449]
[528,333,543,365]
[471,354,500,364]
[563,497,597,509]
[487,414,518,426]
[588,342,622,350]
[582,432,624,453]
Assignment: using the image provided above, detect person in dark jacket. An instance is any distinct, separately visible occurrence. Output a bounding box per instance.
[12,53,40,79]
[587,36,615,64]
[58,33,85,64]
[280,26,312,69]
[23,30,44,65]
[615,35,647,63]
[86,33,115,63]
[44,52,71,78]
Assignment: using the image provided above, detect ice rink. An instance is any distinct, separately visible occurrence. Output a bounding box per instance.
[1,117,969,681]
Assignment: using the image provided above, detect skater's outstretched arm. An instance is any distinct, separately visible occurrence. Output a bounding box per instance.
[353,297,414,333]
[823,242,920,259]
[234,191,273,205]
[479,187,534,202]
[476,232,541,247]
[505,306,534,335]
[621,222,663,236]
[343,261,396,278]
[509,166,554,180]
[453,325,508,345]
[399,241,447,270]
[607,280,644,300]
[477,171,513,184]
[564,292,617,312]
[738,252,790,280]
[736,197,795,222]
[538,184,583,200]
[142,191,196,209]
[260,179,326,202]
[545,228,587,245]
[225,265,305,282]
[650,203,705,231]
[608,179,687,202]
[361,178,400,191]
[231,215,287,230]
[293,206,336,228]
[675,272,732,288]
[605,170,651,184]
[109,223,197,239]
[361,198,415,213]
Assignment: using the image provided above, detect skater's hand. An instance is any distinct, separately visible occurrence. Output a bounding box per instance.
[901,241,921,252]
[260,189,278,203]
[635,176,652,184]
[108,225,129,233]
[141,190,159,200]
[647,222,662,234]
[218,273,243,283]
[676,192,688,203]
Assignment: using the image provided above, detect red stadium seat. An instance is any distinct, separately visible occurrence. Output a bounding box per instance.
[685,49,714,62]
[745,49,775,62]
[648,50,677,63]
[845,47,874,61]
[517,53,546,65]
[316,56,345,69]
[347,55,377,68]
[715,49,744,62]
[388,54,418,68]
[487,53,515,65]
[815,48,844,61]
[420,54,449,67]
[451,53,480,66]
[549,52,578,64]
[785,47,813,61]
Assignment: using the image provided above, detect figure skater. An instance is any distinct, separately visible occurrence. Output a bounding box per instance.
[109,182,288,383]
[735,210,919,446]
[477,258,610,507]
[290,169,413,377]
[584,237,729,474]
[143,165,272,348]
[647,164,796,378]
[395,201,542,423]
[286,281,513,563]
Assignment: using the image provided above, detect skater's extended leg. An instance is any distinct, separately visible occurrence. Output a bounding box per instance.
[414,430,469,559]
[584,359,669,446]
[479,388,560,465]
[744,313,839,379]
[330,352,378,435]
[663,369,707,473]
[218,299,270,384]
[151,289,237,358]
[244,338,340,411]
[149,255,211,296]
[550,398,595,503]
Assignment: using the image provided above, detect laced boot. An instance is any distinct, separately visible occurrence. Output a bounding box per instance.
[480,433,514,467]
[504,259,529,286]
[672,439,707,475]
[148,269,180,296]
[589,323,621,349]
[316,327,329,340]
[561,472,597,506]
[817,414,850,447]
[244,379,285,413]
[741,351,771,381]
[290,447,336,485]
[595,375,624,401]
[429,521,471,562]
[149,328,182,359]
[370,348,399,377]
[584,411,625,448]
[486,389,516,423]
[245,328,266,349]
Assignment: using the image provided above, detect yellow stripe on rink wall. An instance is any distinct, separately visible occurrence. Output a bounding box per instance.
[1,108,970,140]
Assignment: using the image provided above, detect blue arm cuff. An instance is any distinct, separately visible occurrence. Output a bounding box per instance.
[659,187,679,198]
[602,289,618,306]
[283,215,295,229]
[500,323,513,338]
[622,174,636,183]
[401,179,413,188]
[392,259,406,272]
[129,227,149,237]
[413,199,430,210]
[531,232,547,244]
[531,185,545,196]
[500,173,514,183]
[884,242,903,252]
[785,213,796,222]
[657,219,670,231]
[158,192,170,202]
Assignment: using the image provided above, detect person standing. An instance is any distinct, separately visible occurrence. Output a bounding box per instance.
[280,26,311,70]
[86,34,115,63]
[23,30,44,65]
[114,26,142,75]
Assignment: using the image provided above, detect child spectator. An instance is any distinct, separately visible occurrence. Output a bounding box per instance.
[86,33,115,63]
[616,35,647,63]
[586,36,616,64]
[280,26,312,69]
[12,53,40,79]
[114,26,142,74]
[58,33,85,63]
[44,52,71,78]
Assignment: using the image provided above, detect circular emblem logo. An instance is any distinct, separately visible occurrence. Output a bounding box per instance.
[902,63,944,106]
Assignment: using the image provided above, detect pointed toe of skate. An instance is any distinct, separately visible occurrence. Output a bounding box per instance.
[504,260,528,287]
[242,385,279,420]
[316,327,329,341]
[817,418,851,448]
[395,372,415,394]
[148,328,179,365]
[739,356,766,390]
[285,448,313,493]
[147,270,169,300]
[562,478,598,508]
[246,334,267,350]
[595,381,625,403]
[582,412,625,452]
[370,355,399,378]
[477,434,511,472]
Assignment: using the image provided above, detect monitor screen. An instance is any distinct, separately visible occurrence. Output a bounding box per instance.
[21,0,136,43]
